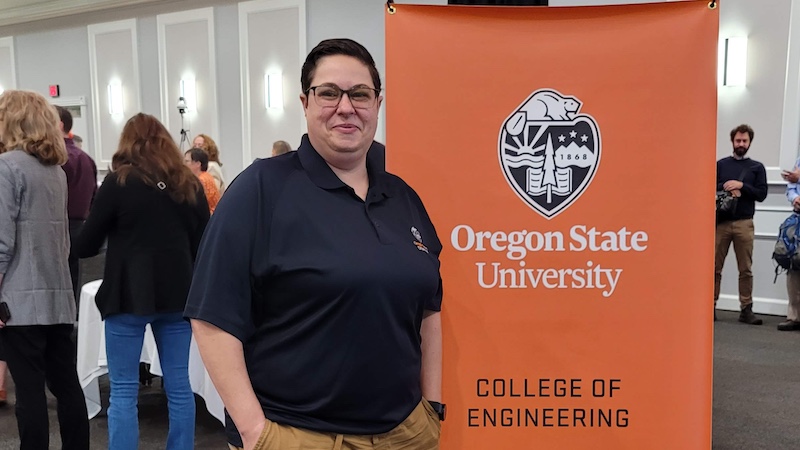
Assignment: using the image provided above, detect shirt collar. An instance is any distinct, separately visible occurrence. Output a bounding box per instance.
[297,134,392,197]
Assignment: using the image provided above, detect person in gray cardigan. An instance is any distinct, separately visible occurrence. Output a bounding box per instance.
[0,90,89,449]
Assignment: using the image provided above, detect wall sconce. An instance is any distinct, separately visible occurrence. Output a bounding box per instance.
[722,37,747,86]
[180,77,196,112]
[266,72,283,110]
[108,81,123,116]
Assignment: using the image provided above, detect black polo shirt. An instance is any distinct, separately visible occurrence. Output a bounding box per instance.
[184,134,443,445]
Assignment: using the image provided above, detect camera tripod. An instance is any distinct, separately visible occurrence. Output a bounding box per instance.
[179,111,190,150]
[177,96,190,150]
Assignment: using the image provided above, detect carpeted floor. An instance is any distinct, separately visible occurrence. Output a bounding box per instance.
[0,256,798,448]
[711,310,800,450]
[0,255,227,449]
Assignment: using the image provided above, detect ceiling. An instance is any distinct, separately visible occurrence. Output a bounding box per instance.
[0,0,162,27]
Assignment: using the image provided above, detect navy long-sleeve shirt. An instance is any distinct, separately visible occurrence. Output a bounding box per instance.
[716,156,768,222]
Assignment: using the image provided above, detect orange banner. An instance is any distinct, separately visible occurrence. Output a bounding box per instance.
[386,2,718,449]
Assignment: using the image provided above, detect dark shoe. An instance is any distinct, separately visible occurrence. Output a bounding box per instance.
[777,320,800,331]
[739,305,763,325]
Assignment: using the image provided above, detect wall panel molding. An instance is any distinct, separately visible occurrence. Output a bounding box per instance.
[779,0,800,176]
[239,0,306,163]
[717,294,787,316]
[0,36,17,91]
[88,18,141,165]
[157,7,218,149]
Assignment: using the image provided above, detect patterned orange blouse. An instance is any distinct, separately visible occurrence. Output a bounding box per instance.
[198,171,221,214]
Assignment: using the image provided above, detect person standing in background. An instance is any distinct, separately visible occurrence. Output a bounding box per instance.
[779,162,800,330]
[193,133,225,193]
[76,113,209,450]
[185,148,221,215]
[714,124,768,324]
[271,140,292,157]
[55,106,97,304]
[0,90,90,450]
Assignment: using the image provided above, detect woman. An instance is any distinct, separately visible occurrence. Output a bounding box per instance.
[77,113,209,449]
[0,90,90,449]
[183,148,221,215]
[192,133,225,192]
[186,39,443,450]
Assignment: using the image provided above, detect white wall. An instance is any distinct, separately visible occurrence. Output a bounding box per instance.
[715,0,797,316]
[214,4,245,174]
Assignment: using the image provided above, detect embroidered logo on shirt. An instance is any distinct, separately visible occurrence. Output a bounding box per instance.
[412,226,422,242]
[412,227,429,254]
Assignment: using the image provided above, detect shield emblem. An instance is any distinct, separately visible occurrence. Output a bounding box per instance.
[498,89,601,219]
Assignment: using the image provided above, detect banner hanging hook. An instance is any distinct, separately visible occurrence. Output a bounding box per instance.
[387,0,396,14]
[708,0,717,9]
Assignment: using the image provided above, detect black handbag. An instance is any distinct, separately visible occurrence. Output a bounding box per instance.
[716,190,738,213]
[716,168,747,215]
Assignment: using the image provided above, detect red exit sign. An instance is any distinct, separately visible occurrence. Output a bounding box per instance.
[49,85,60,97]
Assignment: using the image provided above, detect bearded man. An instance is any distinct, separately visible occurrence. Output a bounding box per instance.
[714,124,768,325]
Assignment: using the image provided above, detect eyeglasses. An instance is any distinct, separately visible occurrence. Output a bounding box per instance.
[306,84,380,109]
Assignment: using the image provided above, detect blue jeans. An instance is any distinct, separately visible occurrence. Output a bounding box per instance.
[105,313,195,450]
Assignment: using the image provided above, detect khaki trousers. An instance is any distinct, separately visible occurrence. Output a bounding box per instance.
[230,400,441,450]
[785,270,800,321]
[714,219,754,308]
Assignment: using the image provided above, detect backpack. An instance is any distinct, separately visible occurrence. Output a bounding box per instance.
[773,212,800,281]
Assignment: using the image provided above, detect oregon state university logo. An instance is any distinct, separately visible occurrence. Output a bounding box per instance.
[498,89,601,219]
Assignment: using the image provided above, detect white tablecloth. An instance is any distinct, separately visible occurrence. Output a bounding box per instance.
[76,280,224,424]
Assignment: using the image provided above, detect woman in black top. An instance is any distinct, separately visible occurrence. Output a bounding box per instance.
[77,113,209,450]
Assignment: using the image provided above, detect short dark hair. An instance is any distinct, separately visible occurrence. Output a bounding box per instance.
[730,124,754,143]
[186,147,209,172]
[301,39,381,94]
[55,105,73,133]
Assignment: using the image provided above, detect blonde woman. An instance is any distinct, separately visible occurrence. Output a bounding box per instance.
[0,90,90,449]
[193,133,225,192]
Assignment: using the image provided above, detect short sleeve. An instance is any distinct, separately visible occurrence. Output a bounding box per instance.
[0,160,21,273]
[184,165,268,342]
[427,278,443,312]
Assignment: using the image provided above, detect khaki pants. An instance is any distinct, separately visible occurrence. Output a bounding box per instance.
[714,219,754,308]
[785,270,800,321]
[230,400,440,450]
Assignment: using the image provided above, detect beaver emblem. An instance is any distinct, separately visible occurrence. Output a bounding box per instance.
[498,89,601,219]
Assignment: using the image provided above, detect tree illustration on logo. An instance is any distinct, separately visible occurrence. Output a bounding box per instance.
[541,134,557,204]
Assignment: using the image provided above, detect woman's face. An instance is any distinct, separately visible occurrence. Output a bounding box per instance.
[193,136,205,149]
[300,55,382,169]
